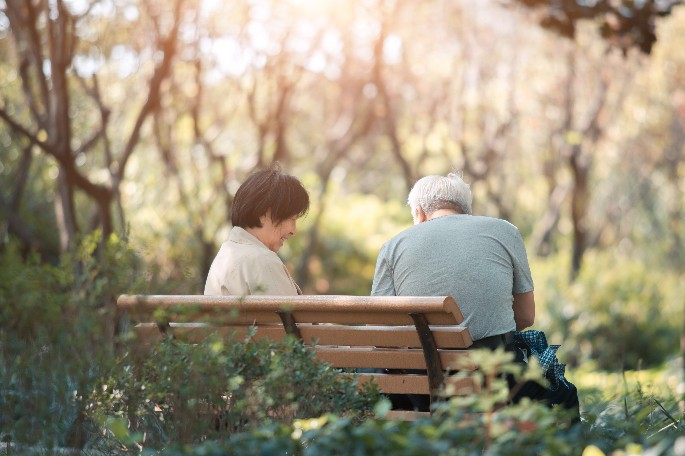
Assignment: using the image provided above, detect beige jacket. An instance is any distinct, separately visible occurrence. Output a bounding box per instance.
[204,227,301,296]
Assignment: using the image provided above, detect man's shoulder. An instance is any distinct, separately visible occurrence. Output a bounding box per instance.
[377,225,420,255]
[470,215,520,231]
[381,215,520,243]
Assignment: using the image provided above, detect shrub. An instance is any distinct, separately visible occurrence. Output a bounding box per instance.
[531,251,682,370]
[0,233,380,452]
[160,353,685,456]
[87,334,381,449]
[0,232,140,447]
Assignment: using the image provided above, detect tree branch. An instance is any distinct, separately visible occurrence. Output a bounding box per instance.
[0,105,50,151]
[116,0,184,182]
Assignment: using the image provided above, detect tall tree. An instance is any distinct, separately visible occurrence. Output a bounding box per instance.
[0,0,185,253]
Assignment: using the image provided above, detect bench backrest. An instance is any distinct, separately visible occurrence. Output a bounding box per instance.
[117,294,476,415]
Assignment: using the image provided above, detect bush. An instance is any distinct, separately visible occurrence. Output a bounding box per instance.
[570,256,680,370]
[0,233,381,452]
[531,251,682,370]
[0,232,140,447]
[87,334,381,449]
[160,353,685,456]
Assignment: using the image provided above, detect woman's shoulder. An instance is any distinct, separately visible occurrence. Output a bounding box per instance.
[240,244,283,267]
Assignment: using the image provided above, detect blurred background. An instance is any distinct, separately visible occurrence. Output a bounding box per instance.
[1,0,684,378]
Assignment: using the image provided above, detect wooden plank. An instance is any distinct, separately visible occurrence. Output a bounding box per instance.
[294,311,458,326]
[385,410,430,421]
[118,294,457,311]
[314,347,474,370]
[300,325,472,349]
[117,295,463,324]
[133,324,473,349]
[354,373,430,394]
[124,308,284,326]
[133,324,289,343]
[351,373,478,396]
[124,309,460,327]
[123,308,459,326]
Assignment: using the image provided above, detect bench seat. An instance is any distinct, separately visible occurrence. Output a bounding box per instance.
[116,294,477,420]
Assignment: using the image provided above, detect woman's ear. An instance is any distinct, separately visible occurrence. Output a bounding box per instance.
[258,208,273,227]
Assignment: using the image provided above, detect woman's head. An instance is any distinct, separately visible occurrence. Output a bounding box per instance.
[231,165,309,251]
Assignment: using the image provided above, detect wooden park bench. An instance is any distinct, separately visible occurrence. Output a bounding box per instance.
[116,294,477,421]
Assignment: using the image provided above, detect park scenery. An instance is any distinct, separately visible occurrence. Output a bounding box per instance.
[1,0,685,454]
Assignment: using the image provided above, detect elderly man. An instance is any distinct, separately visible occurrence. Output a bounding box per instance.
[372,172,534,345]
[371,172,579,419]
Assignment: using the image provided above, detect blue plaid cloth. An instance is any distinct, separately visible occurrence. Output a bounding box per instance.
[513,330,570,391]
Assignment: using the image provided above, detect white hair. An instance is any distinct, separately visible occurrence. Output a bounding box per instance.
[407,172,473,218]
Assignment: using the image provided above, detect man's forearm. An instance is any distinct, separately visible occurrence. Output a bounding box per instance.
[513,291,535,330]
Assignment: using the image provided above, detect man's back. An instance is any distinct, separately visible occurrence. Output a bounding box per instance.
[371,214,533,340]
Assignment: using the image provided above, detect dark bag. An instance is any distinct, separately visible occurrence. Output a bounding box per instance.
[505,331,580,421]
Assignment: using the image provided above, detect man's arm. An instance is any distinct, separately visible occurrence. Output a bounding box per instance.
[512,291,535,330]
[371,244,396,296]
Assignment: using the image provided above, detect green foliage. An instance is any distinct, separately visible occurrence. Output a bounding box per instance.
[0,231,141,446]
[298,191,411,294]
[531,251,682,370]
[0,233,380,452]
[87,334,380,448]
[0,149,61,262]
[580,380,685,455]
[159,351,685,456]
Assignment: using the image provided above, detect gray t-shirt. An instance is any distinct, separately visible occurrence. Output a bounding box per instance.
[371,214,534,341]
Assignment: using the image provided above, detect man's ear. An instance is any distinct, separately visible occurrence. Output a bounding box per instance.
[414,207,428,224]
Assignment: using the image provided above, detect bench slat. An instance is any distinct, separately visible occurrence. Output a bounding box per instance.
[125,310,460,326]
[117,295,464,324]
[354,373,430,394]
[384,410,431,421]
[294,311,457,325]
[133,324,287,344]
[315,347,473,370]
[300,325,472,348]
[133,324,472,349]
[352,373,478,396]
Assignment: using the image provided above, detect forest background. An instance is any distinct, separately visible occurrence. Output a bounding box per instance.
[1,0,685,450]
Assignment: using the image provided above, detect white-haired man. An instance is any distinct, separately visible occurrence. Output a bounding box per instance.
[372,172,535,343]
[371,172,579,419]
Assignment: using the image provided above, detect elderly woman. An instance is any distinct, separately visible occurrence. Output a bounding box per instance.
[204,166,309,295]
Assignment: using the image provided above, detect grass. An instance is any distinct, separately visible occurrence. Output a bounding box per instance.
[573,356,684,404]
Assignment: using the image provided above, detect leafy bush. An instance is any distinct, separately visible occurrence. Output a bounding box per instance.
[87,334,381,449]
[160,352,685,456]
[0,232,140,447]
[0,233,380,453]
[531,251,682,370]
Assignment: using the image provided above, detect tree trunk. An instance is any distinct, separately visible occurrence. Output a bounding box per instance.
[569,145,590,281]
[54,169,79,253]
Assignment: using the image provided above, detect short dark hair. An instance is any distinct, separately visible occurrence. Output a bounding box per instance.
[231,165,310,228]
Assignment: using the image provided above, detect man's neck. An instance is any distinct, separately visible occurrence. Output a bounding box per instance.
[427,209,460,220]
